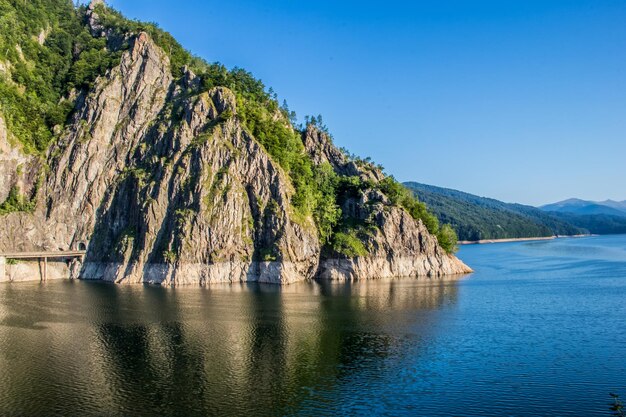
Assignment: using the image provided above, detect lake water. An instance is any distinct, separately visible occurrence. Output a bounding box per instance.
[0,235,625,416]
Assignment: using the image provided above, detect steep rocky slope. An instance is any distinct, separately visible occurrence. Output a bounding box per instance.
[303,127,469,280]
[0,116,40,204]
[0,1,471,284]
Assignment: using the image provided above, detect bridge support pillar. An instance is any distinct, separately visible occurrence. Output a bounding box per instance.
[43,257,47,282]
[0,256,5,282]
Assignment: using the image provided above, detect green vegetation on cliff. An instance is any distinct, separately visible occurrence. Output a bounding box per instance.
[377,176,457,253]
[404,182,585,241]
[90,2,196,79]
[0,0,458,255]
[0,0,122,153]
[0,186,36,215]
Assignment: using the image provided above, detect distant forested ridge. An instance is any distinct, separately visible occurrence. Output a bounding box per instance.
[547,212,626,235]
[540,198,626,217]
[405,182,626,240]
[404,182,584,241]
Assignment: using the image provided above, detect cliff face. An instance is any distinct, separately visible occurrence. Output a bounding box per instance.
[302,126,471,281]
[0,116,41,204]
[0,3,471,284]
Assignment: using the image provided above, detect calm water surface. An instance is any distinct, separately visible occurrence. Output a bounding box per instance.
[1,235,625,416]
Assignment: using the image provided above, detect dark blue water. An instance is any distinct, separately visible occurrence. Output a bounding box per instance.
[0,235,625,416]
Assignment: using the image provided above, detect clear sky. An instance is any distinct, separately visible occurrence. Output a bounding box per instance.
[99,0,626,206]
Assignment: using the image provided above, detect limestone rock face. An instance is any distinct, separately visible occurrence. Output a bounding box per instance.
[302,125,357,176]
[0,116,41,203]
[302,127,472,280]
[86,0,107,37]
[0,27,470,284]
[302,125,385,183]
[43,32,173,253]
[316,206,472,280]
[80,86,320,284]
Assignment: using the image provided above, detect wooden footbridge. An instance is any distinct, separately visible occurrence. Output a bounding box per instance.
[0,250,86,282]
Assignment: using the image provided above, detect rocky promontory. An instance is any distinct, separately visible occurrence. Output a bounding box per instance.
[0,1,471,284]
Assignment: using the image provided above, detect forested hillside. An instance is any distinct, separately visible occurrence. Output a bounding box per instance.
[404,182,584,241]
[548,212,626,235]
[0,0,123,153]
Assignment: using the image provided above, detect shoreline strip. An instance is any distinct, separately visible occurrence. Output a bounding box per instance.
[458,234,591,245]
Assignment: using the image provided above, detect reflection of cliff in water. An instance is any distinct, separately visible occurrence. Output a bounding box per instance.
[0,278,460,416]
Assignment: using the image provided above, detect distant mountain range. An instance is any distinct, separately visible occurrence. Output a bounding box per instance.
[404,183,626,241]
[540,198,626,217]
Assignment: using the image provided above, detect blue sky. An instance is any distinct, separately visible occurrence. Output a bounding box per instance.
[99,0,626,206]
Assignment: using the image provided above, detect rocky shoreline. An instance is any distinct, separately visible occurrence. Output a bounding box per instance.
[1,256,472,285]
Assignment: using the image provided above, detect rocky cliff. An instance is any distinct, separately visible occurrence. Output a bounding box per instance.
[0,116,41,205]
[302,126,470,280]
[0,1,471,284]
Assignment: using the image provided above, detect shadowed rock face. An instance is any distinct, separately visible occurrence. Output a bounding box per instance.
[0,23,471,284]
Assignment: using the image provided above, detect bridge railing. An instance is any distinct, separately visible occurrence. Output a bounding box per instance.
[0,251,86,282]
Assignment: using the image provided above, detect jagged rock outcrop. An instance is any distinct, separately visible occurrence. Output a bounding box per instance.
[303,125,386,183]
[0,5,471,284]
[317,207,472,281]
[86,0,107,37]
[302,126,359,177]
[77,75,320,284]
[302,126,471,280]
[44,32,173,253]
[0,116,41,203]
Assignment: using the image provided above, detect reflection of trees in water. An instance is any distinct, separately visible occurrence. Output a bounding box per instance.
[88,278,461,416]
